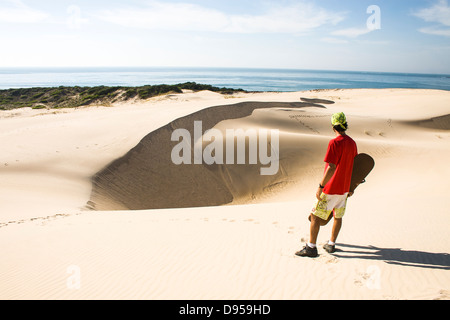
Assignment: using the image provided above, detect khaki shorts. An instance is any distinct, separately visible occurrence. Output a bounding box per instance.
[311,193,349,221]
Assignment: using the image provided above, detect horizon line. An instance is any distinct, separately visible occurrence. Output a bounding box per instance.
[0,66,449,77]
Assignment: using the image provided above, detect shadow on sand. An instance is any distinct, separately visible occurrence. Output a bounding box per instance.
[334,243,450,270]
[300,97,336,105]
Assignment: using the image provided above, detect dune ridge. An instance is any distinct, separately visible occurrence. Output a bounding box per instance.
[88,101,327,210]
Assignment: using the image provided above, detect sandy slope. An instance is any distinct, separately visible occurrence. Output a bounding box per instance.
[0,89,449,300]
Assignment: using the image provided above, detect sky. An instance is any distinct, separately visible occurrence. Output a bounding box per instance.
[0,0,449,74]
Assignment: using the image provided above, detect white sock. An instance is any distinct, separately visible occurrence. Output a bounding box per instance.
[307,242,316,248]
[328,241,336,246]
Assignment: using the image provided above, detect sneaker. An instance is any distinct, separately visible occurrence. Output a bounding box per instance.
[323,243,336,253]
[295,245,318,258]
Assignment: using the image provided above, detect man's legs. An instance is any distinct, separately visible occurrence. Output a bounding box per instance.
[308,213,333,226]
[309,214,322,245]
[311,214,342,245]
[297,193,345,257]
[330,217,342,243]
[298,212,342,257]
[296,213,326,257]
[323,216,342,253]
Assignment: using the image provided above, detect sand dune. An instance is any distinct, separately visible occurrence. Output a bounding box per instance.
[0,89,449,300]
[88,101,328,210]
[405,114,450,130]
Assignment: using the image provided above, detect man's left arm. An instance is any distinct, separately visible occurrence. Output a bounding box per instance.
[316,163,336,200]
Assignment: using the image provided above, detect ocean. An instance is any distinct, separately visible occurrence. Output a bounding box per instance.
[0,67,449,92]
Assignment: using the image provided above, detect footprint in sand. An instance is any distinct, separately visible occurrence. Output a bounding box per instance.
[287,226,296,234]
[434,289,450,300]
[355,271,373,286]
[354,278,364,287]
[354,267,382,290]
[325,256,339,264]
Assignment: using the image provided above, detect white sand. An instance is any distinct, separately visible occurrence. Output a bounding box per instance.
[0,89,449,300]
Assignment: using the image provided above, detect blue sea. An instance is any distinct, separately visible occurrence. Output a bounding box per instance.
[0,67,449,92]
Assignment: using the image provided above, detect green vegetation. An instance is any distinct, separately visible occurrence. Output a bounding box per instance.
[0,82,246,110]
[32,105,47,110]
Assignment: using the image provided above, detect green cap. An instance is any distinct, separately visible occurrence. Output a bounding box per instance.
[331,112,347,130]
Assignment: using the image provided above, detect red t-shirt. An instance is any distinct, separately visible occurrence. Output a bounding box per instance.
[323,134,358,195]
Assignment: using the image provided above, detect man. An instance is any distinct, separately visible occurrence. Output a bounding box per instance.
[296,112,357,258]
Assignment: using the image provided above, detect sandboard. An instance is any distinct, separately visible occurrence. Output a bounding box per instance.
[349,153,375,193]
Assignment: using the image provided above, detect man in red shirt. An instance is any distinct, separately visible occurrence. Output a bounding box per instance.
[296,112,358,258]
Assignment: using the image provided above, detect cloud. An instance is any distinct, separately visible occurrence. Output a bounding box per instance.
[418,26,450,37]
[356,39,390,46]
[413,0,450,36]
[224,3,345,34]
[331,27,373,38]
[67,5,89,30]
[96,0,345,34]
[413,0,450,26]
[0,0,48,23]
[320,37,349,44]
[98,1,227,32]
